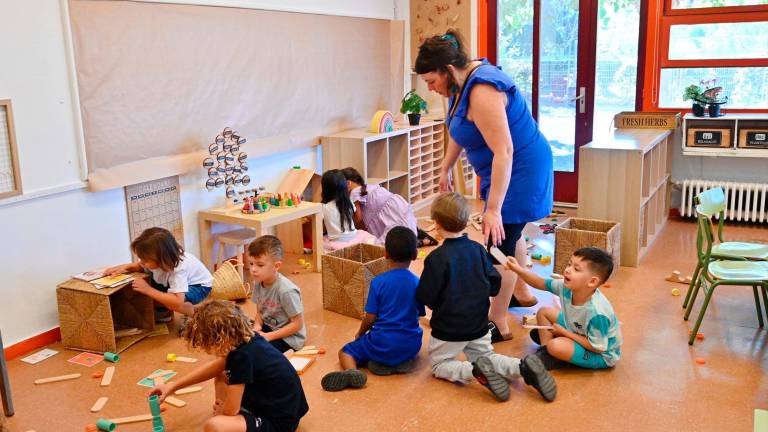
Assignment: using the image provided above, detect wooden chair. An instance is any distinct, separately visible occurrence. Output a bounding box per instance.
[216,228,257,281]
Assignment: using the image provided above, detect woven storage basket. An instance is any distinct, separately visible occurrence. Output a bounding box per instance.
[554,218,621,275]
[322,243,388,319]
[211,261,252,301]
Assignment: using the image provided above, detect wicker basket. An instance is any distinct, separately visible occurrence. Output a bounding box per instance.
[211,260,252,301]
[554,218,621,275]
[322,243,389,319]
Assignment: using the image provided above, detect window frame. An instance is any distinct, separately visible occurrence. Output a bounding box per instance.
[652,1,768,111]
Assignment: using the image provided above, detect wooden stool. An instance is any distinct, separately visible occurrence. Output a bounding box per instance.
[216,229,257,281]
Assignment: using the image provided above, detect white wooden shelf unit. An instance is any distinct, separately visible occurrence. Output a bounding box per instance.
[682,113,768,157]
[578,128,673,267]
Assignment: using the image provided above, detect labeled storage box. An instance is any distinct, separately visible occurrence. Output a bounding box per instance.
[738,128,768,149]
[57,275,154,353]
[554,218,621,275]
[614,112,681,130]
[321,244,388,319]
[686,127,731,148]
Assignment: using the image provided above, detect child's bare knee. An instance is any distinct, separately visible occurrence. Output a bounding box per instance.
[203,417,224,432]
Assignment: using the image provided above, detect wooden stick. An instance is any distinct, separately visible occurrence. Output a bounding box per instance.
[175,356,197,363]
[34,373,81,385]
[114,328,141,338]
[164,396,187,408]
[523,325,554,330]
[100,366,115,387]
[174,385,203,395]
[90,396,109,413]
[111,414,153,424]
[294,348,325,355]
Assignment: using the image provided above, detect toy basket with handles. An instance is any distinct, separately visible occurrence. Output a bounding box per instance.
[211,260,252,301]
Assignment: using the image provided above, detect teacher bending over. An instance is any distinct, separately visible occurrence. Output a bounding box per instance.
[415,29,553,342]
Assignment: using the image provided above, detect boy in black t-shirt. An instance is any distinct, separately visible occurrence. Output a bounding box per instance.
[415,192,557,402]
[150,300,308,432]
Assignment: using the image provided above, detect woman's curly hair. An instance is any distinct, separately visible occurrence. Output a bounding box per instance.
[183,300,254,356]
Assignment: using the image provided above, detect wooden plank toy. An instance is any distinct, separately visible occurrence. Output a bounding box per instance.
[34,373,81,385]
[90,396,109,413]
[294,348,325,355]
[666,270,692,285]
[164,396,187,408]
[288,355,315,375]
[110,414,153,425]
[100,366,115,387]
[174,385,203,395]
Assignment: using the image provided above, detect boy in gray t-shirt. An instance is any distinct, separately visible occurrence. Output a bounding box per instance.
[247,235,306,352]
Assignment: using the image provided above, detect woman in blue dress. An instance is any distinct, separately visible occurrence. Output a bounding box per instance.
[415,30,554,342]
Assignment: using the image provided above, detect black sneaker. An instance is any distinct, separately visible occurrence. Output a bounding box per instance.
[488,321,512,344]
[535,346,567,370]
[519,354,557,402]
[472,356,510,401]
[368,359,415,376]
[321,369,367,392]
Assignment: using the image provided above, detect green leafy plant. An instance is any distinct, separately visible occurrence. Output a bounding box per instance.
[400,90,428,114]
[683,84,703,103]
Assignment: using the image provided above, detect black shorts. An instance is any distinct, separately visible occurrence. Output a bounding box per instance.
[241,408,299,432]
[260,324,294,353]
[487,223,526,264]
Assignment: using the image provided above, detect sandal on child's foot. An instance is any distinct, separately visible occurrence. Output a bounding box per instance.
[529,329,541,345]
[321,369,367,392]
[472,356,510,401]
[519,354,557,401]
[488,321,513,344]
[509,296,539,308]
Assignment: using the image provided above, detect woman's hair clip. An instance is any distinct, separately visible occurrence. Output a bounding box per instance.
[441,34,459,48]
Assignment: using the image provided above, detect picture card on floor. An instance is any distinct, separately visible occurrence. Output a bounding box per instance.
[68,352,104,367]
[137,369,177,387]
[21,348,59,364]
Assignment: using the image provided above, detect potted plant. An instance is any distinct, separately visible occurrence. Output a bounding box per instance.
[400,90,428,126]
[699,80,727,118]
[683,84,705,117]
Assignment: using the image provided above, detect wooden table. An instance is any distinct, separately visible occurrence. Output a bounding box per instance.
[198,201,323,272]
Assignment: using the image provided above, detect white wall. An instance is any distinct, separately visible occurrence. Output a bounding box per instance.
[0,0,400,347]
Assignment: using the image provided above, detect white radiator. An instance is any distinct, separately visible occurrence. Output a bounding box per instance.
[678,179,768,223]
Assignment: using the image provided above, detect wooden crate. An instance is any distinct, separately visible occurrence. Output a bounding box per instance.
[321,244,388,319]
[738,128,768,149]
[686,127,731,148]
[614,112,680,129]
[554,218,621,275]
[56,274,154,353]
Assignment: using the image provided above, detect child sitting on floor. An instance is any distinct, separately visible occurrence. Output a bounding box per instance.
[503,247,622,370]
[415,192,557,402]
[104,227,212,324]
[321,226,425,392]
[248,235,306,353]
[151,300,309,432]
[320,169,376,251]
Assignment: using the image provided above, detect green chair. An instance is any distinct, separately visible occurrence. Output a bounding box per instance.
[682,187,768,310]
[683,203,768,345]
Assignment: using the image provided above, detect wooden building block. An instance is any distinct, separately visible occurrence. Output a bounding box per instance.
[90,397,108,413]
[164,396,187,408]
[100,366,115,387]
[111,414,152,424]
[34,373,81,385]
[174,385,203,395]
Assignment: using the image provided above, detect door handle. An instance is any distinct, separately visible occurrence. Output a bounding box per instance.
[569,86,586,114]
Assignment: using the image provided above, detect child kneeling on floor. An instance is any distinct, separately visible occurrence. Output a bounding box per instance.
[104,227,212,324]
[248,235,307,353]
[151,300,309,432]
[322,226,425,391]
[504,247,622,370]
[415,192,557,402]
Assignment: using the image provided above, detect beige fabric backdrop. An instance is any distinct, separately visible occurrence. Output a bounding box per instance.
[68,0,403,191]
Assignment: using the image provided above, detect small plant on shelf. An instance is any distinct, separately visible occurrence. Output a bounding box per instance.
[400,90,428,126]
[683,84,706,117]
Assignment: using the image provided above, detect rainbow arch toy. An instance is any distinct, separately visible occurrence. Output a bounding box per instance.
[370,110,394,133]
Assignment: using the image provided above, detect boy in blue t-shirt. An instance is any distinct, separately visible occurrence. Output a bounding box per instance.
[504,247,622,370]
[321,226,425,392]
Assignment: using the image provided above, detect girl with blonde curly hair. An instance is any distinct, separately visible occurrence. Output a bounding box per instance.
[151,300,308,432]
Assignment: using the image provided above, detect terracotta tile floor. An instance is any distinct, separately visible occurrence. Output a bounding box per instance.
[3,207,767,432]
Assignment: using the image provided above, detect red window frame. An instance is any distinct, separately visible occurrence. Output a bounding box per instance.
[643,0,768,112]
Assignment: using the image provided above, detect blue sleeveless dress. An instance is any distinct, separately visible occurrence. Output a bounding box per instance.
[448,60,553,224]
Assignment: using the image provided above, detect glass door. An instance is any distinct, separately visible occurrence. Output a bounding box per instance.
[494,0,641,204]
